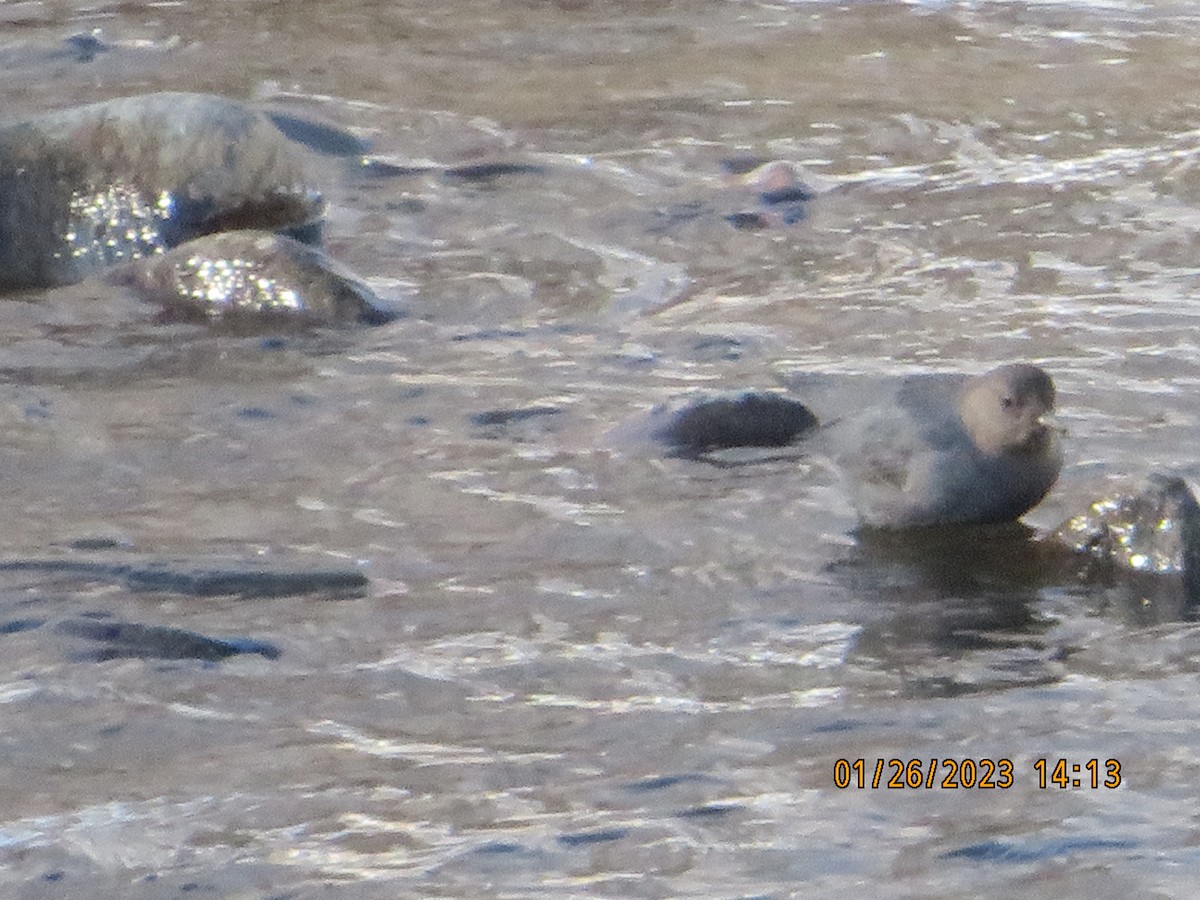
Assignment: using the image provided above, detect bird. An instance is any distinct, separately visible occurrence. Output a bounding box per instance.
[820,363,1063,528]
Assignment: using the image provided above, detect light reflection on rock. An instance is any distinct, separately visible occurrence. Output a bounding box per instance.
[0,92,322,290]
[1050,472,1200,604]
[113,230,400,327]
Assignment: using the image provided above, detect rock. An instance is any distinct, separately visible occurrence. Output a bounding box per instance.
[0,92,323,290]
[112,230,399,327]
[719,157,814,229]
[54,618,279,662]
[648,158,815,234]
[265,110,370,157]
[470,405,563,441]
[653,391,819,458]
[1049,472,1200,603]
[0,555,370,598]
[0,30,179,79]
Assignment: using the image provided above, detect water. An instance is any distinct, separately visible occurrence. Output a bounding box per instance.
[1,1,1199,896]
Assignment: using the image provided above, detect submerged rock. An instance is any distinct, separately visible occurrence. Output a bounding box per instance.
[55,618,280,662]
[0,92,322,290]
[0,555,370,598]
[112,230,399,327]
[719,157,814,230]
[470,405,563,441]
[0,30,180,81]
[651,158,815,234]
[265,110,371,158]
[1050,473,1200,602]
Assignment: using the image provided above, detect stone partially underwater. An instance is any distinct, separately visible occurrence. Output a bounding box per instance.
[0,555,371,598]
[652,391,819,458]
[54,618,281,663]
[112,230,400,327]
[0,92,323,291]
[1049,473,1200,609]
[0,91,410,327]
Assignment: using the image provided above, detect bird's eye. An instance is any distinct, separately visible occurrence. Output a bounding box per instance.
[1000,396,1015,409]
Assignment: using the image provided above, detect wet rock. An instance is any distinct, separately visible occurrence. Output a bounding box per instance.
[55,618,279,662]
[442,161,547,182]
[356,156,545,181]
[265,110,371,157]
[0,617,46,634]
[0,92,323,290]
[470,405,563,440]
[112,230,400,327]
[0,30,179,78]
[652,158,814,233]
[649,391,819,458]
[0,556,370,598]
[1049,472,1200,603]
[719,157,814,230]
[556,828,629,848]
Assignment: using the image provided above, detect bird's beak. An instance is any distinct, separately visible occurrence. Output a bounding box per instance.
[1040,412,1067,439]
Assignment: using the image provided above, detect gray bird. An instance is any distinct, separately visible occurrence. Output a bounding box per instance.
[823,363,1063,528]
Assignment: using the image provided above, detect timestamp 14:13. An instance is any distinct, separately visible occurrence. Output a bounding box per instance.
[1035,758,1121,789]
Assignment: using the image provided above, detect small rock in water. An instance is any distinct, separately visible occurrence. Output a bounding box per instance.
[719,158,814,229]
[54,618,279,662]
[470,405,563,440]
[265,110,371,157]
[1050,472,1200,602]
[656,391,819,457]
[0,92,322,290]
[607,391,818,461]
[0,555,371,598]
[113,230,400,327]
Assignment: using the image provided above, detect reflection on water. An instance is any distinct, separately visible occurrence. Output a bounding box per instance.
[3,0,1200,896]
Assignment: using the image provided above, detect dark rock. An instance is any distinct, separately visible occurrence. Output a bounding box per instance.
[265,110,370,157]
[470,405,562,427]
[650,158,814,234]
[0,30,178,78]
[112,230,399,327]
[119,560,368,597]
[556,828,629,848]
[676,803,740,819]
[62,30,110,63]
[0,92,323,290]
[356,157,546,181]
[442,161,547,182]
[1049,472,1200,603]
[356,157,440,178]
[0,556,370,598]
[470,405,564,442]
[0,617,46,634]
[720,158,813,229]
[654,391,818,457]
[55,618,279,662]
[942,836,1133,864]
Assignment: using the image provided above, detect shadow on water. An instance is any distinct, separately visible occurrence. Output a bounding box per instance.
[824,523,1060,696]
[821,520,1200,697]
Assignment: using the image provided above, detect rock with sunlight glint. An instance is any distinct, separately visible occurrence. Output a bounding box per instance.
[0,92,322,290]
[1051,472,1200,602]
[113,230,399,327]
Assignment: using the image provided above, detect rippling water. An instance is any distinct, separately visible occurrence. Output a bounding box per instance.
[2,1,1200,896]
